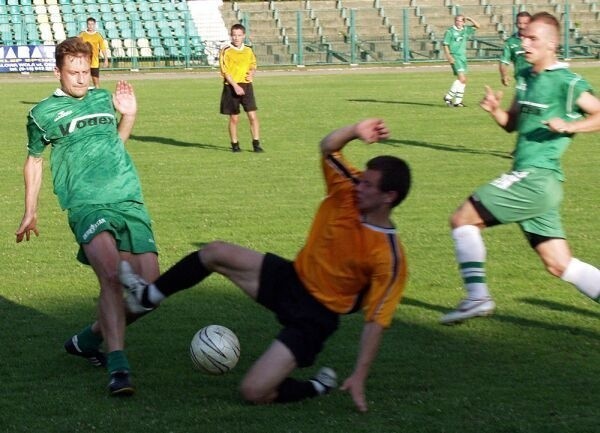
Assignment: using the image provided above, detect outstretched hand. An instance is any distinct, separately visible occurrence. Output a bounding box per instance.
[355,118,390,144]
[15,213,39,243]
[113,80,137,116]
[340,374,368,412]
[480,85,503,113]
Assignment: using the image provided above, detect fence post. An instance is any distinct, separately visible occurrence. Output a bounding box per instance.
[563,0,571,59]
[350,8,357,65]
[296,11,304,66]
[402,8,410,63]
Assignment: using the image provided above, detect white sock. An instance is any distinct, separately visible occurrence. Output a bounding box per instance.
[147,283,166,305]
[446,80,461,100]
[561,258,600,300]
[452,225,490,299]
[454,82,466,104]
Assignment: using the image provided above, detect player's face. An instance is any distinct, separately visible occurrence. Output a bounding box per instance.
[230,29,245,47]
[86,20,96,32]
[454,16,465,29]
[356,170,391,214]
[516,16,531,34]
[55,55,91,98]
[521,20,558,68]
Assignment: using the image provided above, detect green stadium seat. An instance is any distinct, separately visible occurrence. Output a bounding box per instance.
[153,46,166,58]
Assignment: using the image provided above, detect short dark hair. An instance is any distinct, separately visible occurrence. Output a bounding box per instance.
[55,37,92,69]
[516,11,532,20]
[86,17,96,23]
[366,156,411,208]
[231,23,246,33]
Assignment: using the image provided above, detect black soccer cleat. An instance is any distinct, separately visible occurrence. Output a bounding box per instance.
[453,102,466,107]
[64,335,107,367]
[108,371,135,396]
[231,142,241,152]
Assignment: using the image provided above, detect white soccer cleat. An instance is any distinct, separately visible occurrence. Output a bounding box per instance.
[440,297,496,325]
[311,367,338,395]
[119,260,155,314]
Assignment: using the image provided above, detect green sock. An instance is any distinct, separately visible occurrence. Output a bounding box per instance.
[107,350,131,374]
[77,325,103,351]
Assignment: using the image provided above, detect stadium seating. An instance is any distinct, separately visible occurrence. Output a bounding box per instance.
[0,0,207,66]
[1,0,599,67]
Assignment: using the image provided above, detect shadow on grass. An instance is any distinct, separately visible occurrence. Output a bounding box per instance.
[383,137,512,159]
[347,98,439,108]
[130,134,229,152]
[402,296,600,340]
[518,297,600,319]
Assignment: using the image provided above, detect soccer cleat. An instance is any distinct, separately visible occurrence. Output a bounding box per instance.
[440,297,496,325]
[64,335,107,367]
[453,102,466,107]
[231,143,241,152]
[310,367,338,395]
[252,139,264,153]
[108,371,135,396]
[443,96,453,107]
[119,261,155,314]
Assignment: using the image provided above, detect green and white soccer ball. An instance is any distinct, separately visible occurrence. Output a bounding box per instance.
[189,325,240,375]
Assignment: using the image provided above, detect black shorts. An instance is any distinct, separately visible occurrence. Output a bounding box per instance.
[220,83,257,115]
[257,253,339,368]
[90,67,100,78]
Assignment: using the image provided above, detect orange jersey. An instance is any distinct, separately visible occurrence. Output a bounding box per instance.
[79,31,106,68]
[294,152,408,328]
[219,43,256,84]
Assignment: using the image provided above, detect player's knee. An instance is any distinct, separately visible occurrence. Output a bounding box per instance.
[544,261,567,278]
[450,210,466,228]
[199,241,228,265]
[239,379,270,404]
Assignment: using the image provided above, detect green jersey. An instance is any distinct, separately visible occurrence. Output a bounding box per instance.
[500,33,530,78]
[443,25,476,57]
[513,63,592,180]
[27,88,143,210]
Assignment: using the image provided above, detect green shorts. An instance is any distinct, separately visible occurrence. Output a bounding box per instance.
[472,168,565,238]
[451,56,468,75]
[68,201,158,265]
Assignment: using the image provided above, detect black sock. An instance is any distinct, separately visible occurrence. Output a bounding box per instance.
[154,251,212,297]
[252,139,260,146]
[274,378,318,403]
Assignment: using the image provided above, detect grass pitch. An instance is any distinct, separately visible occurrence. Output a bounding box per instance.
[1,64,599,433]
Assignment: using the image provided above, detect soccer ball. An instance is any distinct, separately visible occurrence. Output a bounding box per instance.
[189,325,240,375]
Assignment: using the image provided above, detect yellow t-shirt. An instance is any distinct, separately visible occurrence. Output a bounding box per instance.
[79,31,107,68]
[294,152,408,328]
[219,43,256,84]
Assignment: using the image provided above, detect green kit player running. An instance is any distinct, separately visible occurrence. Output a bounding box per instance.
[499,11,532,87]
[15,37,159,394]
[443,14,480,107]
[442,12,600,325]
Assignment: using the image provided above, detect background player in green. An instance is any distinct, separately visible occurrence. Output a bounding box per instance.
[219,23,263,153]
[443,14,480,107]
[499,11,532,87]
[15,37,160,394]
[441,12,600,325]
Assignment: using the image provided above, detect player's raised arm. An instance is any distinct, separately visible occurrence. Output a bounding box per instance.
[320,119,390,156]
[113,80,137,143]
